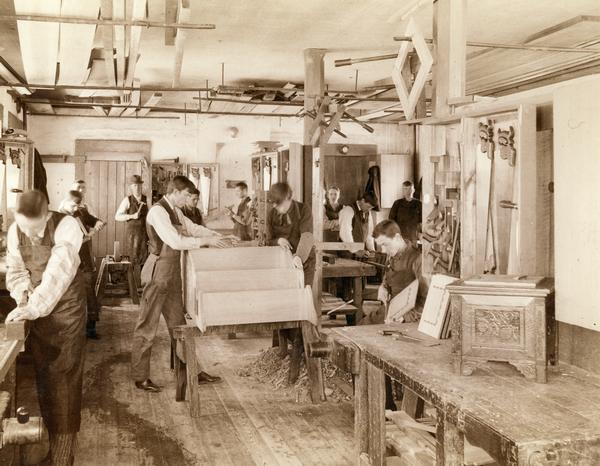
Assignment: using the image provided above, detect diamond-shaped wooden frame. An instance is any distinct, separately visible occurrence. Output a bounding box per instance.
[392,18,433,120]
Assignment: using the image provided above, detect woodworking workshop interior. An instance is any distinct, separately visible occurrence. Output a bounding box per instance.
[0,0,599,465]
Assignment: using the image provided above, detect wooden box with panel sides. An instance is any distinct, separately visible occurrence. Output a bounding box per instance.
[173,245,325,417]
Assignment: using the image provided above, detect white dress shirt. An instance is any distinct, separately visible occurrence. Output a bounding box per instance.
[339,203,375,251]
[6,214,83,319]
[146,196,220,251]
[115,195,145,222]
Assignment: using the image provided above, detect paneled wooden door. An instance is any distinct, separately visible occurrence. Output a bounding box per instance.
[75,140,151,260]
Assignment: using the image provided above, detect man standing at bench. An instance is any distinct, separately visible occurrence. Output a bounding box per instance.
[131,175,233,392]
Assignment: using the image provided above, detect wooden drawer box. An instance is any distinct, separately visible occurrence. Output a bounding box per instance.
[447,275,556,383]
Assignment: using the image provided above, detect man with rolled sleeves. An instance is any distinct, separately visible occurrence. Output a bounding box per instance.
[131,175,234,392]
[5,190,86,465]
[115,175,148,282]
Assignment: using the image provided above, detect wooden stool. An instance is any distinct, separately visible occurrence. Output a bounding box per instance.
[95,256,139,305]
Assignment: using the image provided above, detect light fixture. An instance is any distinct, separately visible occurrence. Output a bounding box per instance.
[339,145,349,154]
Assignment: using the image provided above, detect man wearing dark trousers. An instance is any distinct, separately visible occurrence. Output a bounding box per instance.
[5,190,86,465]
[115,175,148,285]
[131,175,234,392]
[389,180,422,243]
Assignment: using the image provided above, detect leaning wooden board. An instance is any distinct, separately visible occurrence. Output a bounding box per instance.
[329,323,600,465]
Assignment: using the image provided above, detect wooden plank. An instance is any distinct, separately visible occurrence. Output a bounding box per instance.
[57,0,99,85]
[554,77,600,330]
[460,118,478,277]
[355,355,369,458]
[302,48,325,145]
[535,130,553,276]
[172,0,191,87]
[186,246,293,271]
[436,411,464,466]
[14,0,61,84]
[112,0,126,86]
[190,268,304,292]
[367,361,385,466]
[100,0,115,85]
[124,0,146,89]
[137,92,163,116]
[164,0,178,45]
[432,0,466,117]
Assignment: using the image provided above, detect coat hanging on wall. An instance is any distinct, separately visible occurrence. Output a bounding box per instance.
[364,165,381,211]
[34,148,49,202]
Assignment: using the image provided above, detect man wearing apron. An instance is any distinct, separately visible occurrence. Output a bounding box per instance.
[131,175,233,392]
[226,181,253,241]
[115,174,148,284]
[5,190,86,466]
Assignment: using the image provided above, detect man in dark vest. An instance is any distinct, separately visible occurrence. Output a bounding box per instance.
[131,175,234,392]
[60,190,105,339]
[323,186,343,242]
[115,174,148,283]
[338,192,377,255]
[181,187,205,226]
[226,181,253,241]
[5,190,86,465]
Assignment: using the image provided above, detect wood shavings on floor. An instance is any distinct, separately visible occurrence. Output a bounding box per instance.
[237,347,354,403]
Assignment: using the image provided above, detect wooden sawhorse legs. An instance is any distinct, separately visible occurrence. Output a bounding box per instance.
[173,322,326,418]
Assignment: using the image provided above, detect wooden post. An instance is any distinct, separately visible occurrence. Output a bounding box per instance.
[436,409,464,466]
[303,49,326,146]
[432,0,466,118]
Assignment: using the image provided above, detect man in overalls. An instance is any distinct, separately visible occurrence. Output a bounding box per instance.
[131,175,233,392]
[115,174,148,284]
[5,190,86,465]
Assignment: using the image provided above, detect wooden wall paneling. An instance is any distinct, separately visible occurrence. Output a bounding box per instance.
[106,161,117,258]
[554,78,600,331]
[115,161,127,257]
[536,130,554,276]
[98,161,109,257]
[378,154,413,209]
[287,143,304,202]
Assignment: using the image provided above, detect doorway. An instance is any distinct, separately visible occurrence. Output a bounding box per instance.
[75,139,151,259]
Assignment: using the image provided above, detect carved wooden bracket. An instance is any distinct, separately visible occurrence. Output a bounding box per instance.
[478,120,494,159]
[497,126,516,166]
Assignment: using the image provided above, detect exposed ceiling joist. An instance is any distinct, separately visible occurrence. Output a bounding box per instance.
[100,0,116,86]
[124,0,147,91]
[14,0,61,84]
[121,79,141,116]
[0,14,215,29]
[172,0,191,87]
[136,92,163,116]
[165,0,178,45]
[113,0,126,86]
[57,0,99,85]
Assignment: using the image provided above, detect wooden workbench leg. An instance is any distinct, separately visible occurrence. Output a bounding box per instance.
[354,276,364,324]
[183,328,202,418]
[174,343,187,402]
[355,356,369,461]
[436,409,464,466]
[289,329,302,384]
[367,362,385,466]
[301,322,326,403]
[95,259,108,303]
[401,387,424,419]
[277,330,288,357]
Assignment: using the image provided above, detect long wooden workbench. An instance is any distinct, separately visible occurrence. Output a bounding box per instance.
[326,323,600,465]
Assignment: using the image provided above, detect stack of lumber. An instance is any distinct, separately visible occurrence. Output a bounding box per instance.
[321,292,358,315]
[183,246,318,331]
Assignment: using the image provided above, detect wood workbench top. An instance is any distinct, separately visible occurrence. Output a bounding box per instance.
[0,325,23,384]
[322,258,377,278]
[329,324,600,460]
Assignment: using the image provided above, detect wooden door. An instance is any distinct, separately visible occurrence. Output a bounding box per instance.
[75,140,151,260]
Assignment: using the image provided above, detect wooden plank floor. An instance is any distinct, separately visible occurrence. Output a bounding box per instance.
[19,300,355,465]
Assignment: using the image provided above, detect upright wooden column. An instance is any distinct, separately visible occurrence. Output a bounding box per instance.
[432,0,466,118]
[303,49,326,145]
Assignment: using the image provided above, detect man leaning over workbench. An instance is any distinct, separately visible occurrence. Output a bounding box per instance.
[131,175,236,393]
[5,190,86,465]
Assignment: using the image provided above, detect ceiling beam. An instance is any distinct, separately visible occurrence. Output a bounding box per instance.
[100,0,116,86]
[0,14,215,29]
[165,0,178,45]
[14,0,61,84]
[121,79,141,116]
[172,0,191,87]
[136,92,162,116]
[57,0,99,85]
[124,0,147,91]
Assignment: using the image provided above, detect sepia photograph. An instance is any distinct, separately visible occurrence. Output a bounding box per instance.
[0,0,599,464]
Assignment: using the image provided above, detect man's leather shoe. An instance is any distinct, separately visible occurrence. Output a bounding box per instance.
[135,379,162,392]
[197,371,222,384]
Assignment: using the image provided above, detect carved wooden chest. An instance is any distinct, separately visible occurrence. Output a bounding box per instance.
[447,275,556,383]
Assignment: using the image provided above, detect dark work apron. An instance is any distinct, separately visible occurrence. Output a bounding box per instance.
[350,203,369,243]
[324,202,343,242]
[17,212,86,434]
[126,194,148,263]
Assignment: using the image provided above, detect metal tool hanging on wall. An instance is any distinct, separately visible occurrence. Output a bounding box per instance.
[480,120,498,274]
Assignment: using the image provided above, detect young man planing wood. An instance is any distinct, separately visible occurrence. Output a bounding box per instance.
[5,190,87,465]
[131,175,236,392]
